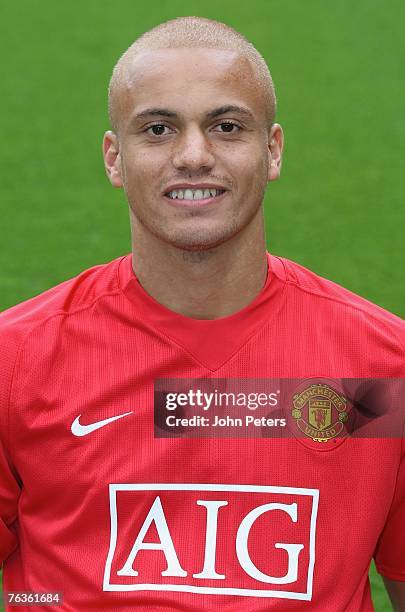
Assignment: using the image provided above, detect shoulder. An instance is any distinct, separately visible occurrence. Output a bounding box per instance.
[272,255,405,366]
[0,255,125,361]
[275,255,403,323]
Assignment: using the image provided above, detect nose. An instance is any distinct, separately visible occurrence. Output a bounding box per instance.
[172,125,215,173]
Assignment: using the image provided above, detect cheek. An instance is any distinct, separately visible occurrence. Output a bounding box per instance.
[233,144,269,194]
[122,150,158,194]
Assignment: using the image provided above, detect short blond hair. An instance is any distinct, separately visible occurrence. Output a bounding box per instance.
[108,16,276,132]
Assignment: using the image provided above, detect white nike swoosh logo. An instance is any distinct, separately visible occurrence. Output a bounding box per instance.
[71,411,133,437]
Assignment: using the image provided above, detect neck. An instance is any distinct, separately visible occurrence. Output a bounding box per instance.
[130,212,268,320]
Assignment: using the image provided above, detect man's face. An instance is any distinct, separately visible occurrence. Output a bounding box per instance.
[104,48,283,251]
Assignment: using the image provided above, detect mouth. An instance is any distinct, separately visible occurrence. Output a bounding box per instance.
[163,187,227,207]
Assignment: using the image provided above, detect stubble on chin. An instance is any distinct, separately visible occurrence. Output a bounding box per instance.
[162,216,242,253]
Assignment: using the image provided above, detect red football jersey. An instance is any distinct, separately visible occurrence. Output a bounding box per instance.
[0,253,404,611]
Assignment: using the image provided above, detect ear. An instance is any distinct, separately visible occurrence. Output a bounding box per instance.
[102,131,123,188]
[267,123,284,183]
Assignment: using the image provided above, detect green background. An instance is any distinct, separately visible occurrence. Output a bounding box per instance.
[1,0,403,609]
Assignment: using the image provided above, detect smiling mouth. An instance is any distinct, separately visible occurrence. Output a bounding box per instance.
[165,188,226,202]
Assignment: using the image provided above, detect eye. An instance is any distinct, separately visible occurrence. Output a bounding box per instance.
[214,122,241,134]
[145,124,173,137]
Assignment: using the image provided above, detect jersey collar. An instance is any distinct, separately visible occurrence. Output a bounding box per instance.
[118,251,286,371]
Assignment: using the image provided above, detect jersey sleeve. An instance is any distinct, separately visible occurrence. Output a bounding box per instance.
[0,312,23,564]
[374,433,405,581]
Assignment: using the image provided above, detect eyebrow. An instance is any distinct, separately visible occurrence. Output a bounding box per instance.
[132,105,255,122]
[207,105,255,120]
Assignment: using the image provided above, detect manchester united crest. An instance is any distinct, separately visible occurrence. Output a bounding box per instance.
[292,383,349,442]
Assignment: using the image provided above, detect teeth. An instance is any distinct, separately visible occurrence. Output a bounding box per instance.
[167,188,223,200]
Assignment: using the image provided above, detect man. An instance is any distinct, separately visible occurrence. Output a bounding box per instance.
[0,16,404,611]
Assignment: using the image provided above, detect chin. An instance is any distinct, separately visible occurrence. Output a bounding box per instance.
[163,222,242,252]
[168,233,238,253]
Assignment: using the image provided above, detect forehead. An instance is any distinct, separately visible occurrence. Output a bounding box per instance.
[117,47,266,125]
